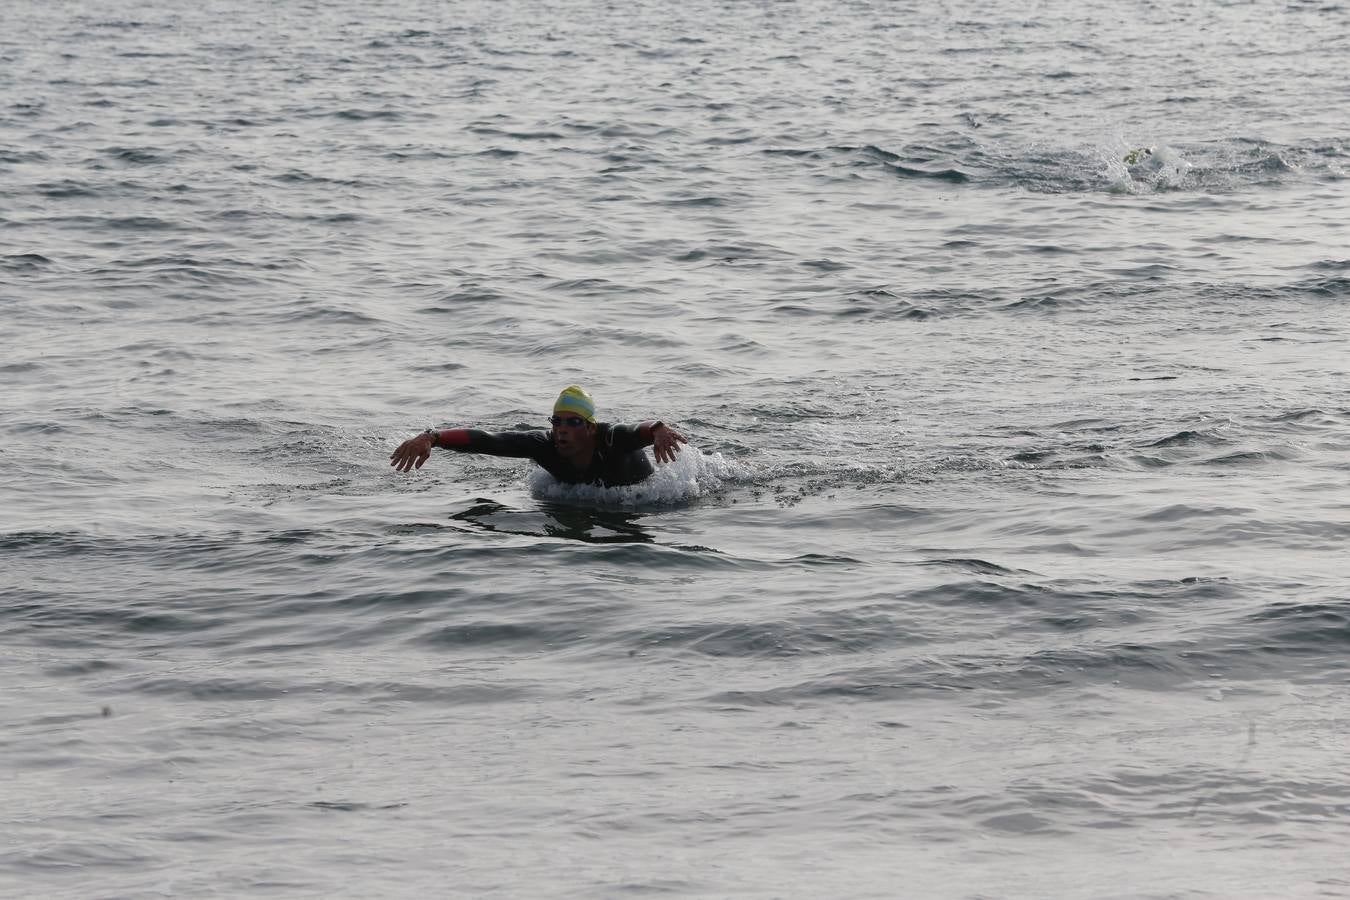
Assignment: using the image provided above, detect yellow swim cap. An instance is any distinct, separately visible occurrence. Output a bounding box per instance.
[553,385,596,423]
[1123,147,1153,166]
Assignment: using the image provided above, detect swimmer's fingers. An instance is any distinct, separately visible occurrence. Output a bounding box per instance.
[398,447,428,471]
[653,426,688,464]
[390,434,432,472]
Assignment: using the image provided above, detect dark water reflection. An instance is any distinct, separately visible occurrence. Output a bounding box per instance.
[450,498,656,544]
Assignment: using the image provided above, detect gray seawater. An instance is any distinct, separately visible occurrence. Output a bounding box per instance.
[4,0,1350,896]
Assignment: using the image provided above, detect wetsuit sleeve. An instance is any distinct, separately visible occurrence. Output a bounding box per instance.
[435,429,549,459]
[604,423,660,453]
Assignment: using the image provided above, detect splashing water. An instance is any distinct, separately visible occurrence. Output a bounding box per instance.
[1106,142,1198,192]
[527,447,750,507]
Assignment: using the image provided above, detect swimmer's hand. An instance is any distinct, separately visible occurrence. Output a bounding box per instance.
[390,431,434,472]
[651,423,688,464]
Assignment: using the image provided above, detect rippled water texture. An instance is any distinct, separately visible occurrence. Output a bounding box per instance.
[4,0,1350,896]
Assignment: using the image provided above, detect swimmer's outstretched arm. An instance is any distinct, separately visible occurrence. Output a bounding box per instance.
[391,422,688,472]
[641,421,688,464]
[391,428,540,473]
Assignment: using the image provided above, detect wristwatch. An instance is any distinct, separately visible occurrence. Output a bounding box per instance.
[425,427,439,448]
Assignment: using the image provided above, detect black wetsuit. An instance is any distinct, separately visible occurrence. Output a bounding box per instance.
[443,423,655,487]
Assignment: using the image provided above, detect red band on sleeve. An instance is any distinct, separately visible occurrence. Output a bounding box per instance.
[438,429,470,447]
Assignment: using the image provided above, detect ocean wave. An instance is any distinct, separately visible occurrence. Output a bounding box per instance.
[791,136,1347,195]
[1,253,54,271]
[703,624,1350,704]
[112,675,531,704]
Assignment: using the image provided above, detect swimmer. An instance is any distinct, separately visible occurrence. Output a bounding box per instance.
[389,385,688,487]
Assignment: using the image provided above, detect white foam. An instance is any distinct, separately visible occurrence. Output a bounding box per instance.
[526,447,750,508]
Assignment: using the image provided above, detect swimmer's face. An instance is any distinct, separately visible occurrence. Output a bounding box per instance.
[549,414,594,452]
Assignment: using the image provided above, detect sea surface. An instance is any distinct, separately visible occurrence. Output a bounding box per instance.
[4,0,1350,896]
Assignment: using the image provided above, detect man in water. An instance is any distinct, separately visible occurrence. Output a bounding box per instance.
[389,385,688,487]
